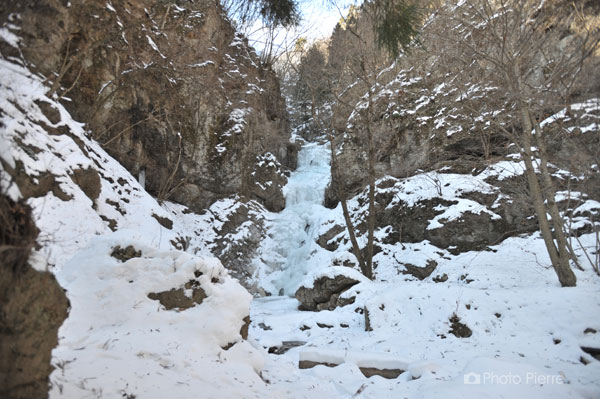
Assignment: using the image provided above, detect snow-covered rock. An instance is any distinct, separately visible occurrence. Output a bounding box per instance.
[50,239,261,398]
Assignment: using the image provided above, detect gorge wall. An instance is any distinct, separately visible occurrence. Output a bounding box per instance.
[0,194,69,399]
[288,0,599,260]
[0,0,294,212]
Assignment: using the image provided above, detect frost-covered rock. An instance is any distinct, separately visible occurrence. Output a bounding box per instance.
[295,267,366,311]
[319,172,535,256]
[50,239,263,398]
[208,197,268,289]
[0,56,277,293]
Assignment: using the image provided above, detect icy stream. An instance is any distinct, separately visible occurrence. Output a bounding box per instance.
[265,142,331,295]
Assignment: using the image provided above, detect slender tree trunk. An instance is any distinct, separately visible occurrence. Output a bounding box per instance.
[365,105,375,280]
[340,194,370,277]
[328,137,370,277]
[531,114,578,268]
[517,102,576,287]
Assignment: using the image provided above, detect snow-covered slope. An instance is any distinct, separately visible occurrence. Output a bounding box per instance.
[246,138,600,399]
[2,3,600,396]
[0,58,271,398]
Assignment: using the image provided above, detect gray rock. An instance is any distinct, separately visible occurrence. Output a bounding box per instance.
[210,200,267,290]
[110,245,142,262]
[295,274,360,311]
[402,260,438,280]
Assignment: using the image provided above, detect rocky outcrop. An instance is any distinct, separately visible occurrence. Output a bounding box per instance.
[208,198,268,289]
[0,194,69,399]
[295,272,360,311]
[1,0,292,212]
[305,1,599,270]
[318,173,541,256]
[321,1,599,206]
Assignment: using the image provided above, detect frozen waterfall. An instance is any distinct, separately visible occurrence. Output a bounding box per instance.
[265,142,332,295]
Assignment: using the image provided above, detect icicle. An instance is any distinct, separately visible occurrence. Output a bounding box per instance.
[139,167,146,189]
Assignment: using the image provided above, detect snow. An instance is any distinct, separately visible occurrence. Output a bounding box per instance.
[253,143,333,295]
[2,26,600,399]
[540,98,600,129]
[50,238,262,399]
[146,35,166,59]
[0,27,20,48]
[573,199,600,215]
[250,231,600,399]
[224,107,251,136]
[189,60,215,68]
[427,198,500,230]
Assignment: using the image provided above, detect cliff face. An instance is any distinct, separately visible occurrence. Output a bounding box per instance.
[0,0,293,212]
[0,194,69,399]
[319,0,599,204]
[285,0,599,259]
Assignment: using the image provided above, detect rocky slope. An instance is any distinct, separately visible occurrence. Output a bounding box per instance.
[323,0,599,199]
[285,0,600,260]
[0,48,269,398]
[0,0,294,212]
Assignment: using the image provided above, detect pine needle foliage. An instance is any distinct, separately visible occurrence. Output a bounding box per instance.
[224,0,300,28]
[371,0,421,57]
[259,0,300,27]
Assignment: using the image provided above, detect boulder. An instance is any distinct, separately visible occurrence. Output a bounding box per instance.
[111,245,142,262]
[147,280,207,311]
[295,273,360,311]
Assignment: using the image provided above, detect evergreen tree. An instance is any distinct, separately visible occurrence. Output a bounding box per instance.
[370,0,421,57]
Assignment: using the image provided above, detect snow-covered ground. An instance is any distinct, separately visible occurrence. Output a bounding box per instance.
[2,51,599,398]
[250,233,600,398]
[247,144,600,399]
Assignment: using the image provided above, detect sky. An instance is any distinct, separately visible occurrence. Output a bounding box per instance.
[246,0,355,56]
[297,0,350,39]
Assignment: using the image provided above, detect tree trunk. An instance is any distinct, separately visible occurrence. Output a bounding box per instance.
[518,103,576,287]
[531,114,578,270]
[328,134,369,277]
[365,105,375,280]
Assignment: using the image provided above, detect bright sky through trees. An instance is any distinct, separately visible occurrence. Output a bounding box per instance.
[246,0,355,56]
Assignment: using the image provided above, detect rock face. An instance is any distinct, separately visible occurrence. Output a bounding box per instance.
[302,1,599,266]
[295,273,360,311]
[318,175,539,257]
[148,280,207,311]
[320,0,599,207]
[0,194,69,399]
[208,199,268,289]
[1,0,293,212]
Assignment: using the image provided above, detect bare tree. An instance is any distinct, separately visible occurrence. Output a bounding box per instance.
[431,0,600,286]
[296,42,374,279]
[301,6,393,280]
